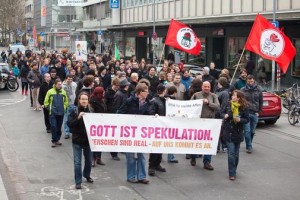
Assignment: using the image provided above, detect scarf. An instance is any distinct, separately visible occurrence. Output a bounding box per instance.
[231,101,240,118]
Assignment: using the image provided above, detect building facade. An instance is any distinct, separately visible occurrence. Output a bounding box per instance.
[107,0,300,85]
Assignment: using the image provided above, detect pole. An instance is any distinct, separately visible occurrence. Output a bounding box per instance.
[158,44,165,67]
[230,48,245,85]
[271,0,276,91]
[152,0,156,66]
[99,19,102,55]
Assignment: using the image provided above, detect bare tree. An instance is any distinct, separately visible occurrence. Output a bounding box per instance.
[0,0,25,44]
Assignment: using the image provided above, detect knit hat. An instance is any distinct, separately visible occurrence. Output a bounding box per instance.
[120,79,130,86]
[218,77,228,88]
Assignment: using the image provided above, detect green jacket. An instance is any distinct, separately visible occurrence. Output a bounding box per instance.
[44,87,68,115]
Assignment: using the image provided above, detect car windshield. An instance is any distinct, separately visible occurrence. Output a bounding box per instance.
[0,65,10,73]
[10,45,25,53]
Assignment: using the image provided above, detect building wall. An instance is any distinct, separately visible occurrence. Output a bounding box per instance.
[121,0,300,25]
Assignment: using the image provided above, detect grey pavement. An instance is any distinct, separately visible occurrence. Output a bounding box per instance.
[0,89,300,200]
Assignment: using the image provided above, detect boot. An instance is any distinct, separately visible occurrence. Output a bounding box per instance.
[96,157,105,165]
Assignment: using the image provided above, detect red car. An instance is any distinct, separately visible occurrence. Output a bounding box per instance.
[259,92,282,125]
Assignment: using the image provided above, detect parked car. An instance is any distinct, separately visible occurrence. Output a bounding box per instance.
[8,44,26,54]
[259,91,282,125]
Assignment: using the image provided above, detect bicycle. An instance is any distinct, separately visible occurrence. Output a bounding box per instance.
[288,100,300,125]
[275,84,300,114]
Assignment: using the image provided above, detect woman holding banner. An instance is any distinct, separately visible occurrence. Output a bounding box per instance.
[222,90,249,181]
[118,83,150,184]
[67,92,94,189]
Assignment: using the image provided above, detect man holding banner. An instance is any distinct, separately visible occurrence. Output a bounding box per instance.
[190,81,220,170]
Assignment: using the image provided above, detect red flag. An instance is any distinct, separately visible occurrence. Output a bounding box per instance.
[245,14,296,74]
[165,19,201,55]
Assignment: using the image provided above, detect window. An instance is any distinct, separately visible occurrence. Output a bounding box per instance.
[125,37,136,57]
[227,37,247,69]
[292,39,300,77]
[186,38,206,67]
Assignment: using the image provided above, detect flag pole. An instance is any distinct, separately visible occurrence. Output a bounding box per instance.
[158,44,166,68]
[230,47,245,85]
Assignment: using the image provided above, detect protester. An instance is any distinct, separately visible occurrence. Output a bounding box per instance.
[222,90,249,181]
[20,59,31,95]
[167,73,186,100]
[27,61,43,111]
[233,68,248,90]
[241,75,263,153]
[67,92,94,189]
[118,83,150,184]
[44,79,68,147]
[190,81,220,170]
[209,62,220,80]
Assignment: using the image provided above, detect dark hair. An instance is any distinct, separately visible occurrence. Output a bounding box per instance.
[83,75,94,87]
[240,68,248,74]
[232,90,248,109]
[188,79,202,98]
[78,92,89,102]
[166,86,177,95]
[66,74,73,79]
[148,66,156,72]
[54,78,62,85]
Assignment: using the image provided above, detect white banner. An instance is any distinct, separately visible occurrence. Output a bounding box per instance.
[166,98,203,118]
[75,41,87,61]
[58,0,83,6]
[83,114,222,155]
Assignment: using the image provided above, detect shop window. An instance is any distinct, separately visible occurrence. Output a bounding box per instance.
[292,39,300,77]
[227,37,247,69]
[125,37,136,57]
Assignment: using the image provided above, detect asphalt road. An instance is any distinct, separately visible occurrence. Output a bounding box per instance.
[0,89,300,200]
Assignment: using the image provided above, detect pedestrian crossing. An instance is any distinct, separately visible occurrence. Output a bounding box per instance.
[0,97,26,107]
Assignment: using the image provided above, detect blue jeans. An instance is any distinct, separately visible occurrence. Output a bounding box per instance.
[227,142,240,177]
[244,113,258,150]
[125,153,146,181]
[63,104,75,136]
[168,154,176,161]
[191,154,212,164]
[72,143,92,185]
[49,114,64,143]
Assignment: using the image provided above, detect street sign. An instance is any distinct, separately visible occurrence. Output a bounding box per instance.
[28,38,34,47]
[271,21,279,28]
[110,0,119,9]
[97,30,103,35]
[40,32,45,36]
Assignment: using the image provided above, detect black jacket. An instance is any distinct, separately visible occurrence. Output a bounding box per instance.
[202,74,215,92]
[112,89,128,113]
[99,73,111,91]
[105,86,117,113]
[148,95,166,116]
[241,84,263,113]
[221,102,249,143]
[90,98,107,113]
[145,75,160,95]
[38,81,51,105]
[67,106,91,146]
[215,87,230,119]
[118,95,150,115]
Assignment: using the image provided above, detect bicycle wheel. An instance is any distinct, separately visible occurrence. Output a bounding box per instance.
[288,107,297,125]
[282,98,289,114]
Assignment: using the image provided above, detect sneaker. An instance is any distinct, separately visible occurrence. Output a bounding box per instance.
[56,141,62,145]
[75,184,82,189]
[222,148,227,153]
[86,177,94,183]
[155,165,166,172]
[112,156,120,161]
[203,162,214,170]
[127,179,138,183]
[246,149,252,154]
[96,159,105,165]
[51,143,56,148]
[46,129,51,133]
[148,168,155,176]
[33,108,37,111]
[229,176,236,181]
[64,135,70,139]
[38,107,42,111]
[138,179,149,184]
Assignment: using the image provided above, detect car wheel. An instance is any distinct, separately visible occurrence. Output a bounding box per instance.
[264,119,277,125]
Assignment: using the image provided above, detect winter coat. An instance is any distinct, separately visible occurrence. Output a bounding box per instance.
[105,86,117,113]
[38,81,51,106]
[112,89,128,113]
[99,73,111,91]
[181,76,193,91]
[191,91,220,118]
[27,69,43,88]
[145,75,160,95]
[215,87,230,119]
[221,102,249,143]
[90,98,107,113]
[118,95,150,115]
[241,84,263,113]
[44,87,68,115]
[67,106,91,146]
[148,95,166,116]
[234,77,246,90]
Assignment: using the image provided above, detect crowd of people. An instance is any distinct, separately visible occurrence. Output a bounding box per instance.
[7,48,263,189]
